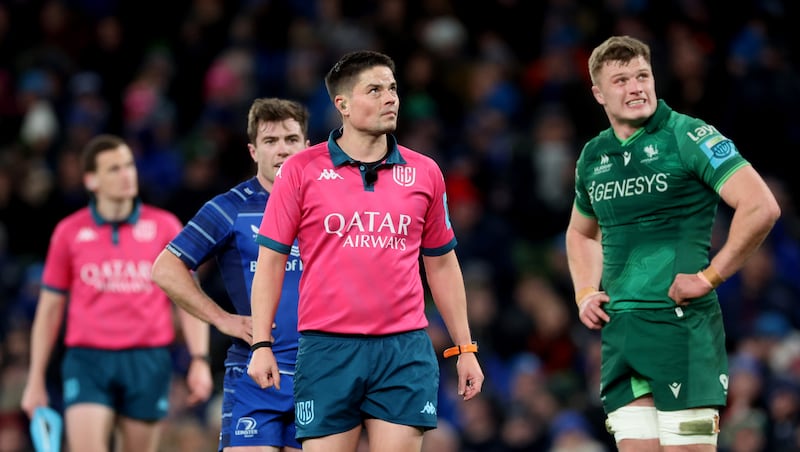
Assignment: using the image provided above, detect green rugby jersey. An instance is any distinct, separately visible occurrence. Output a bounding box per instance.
[574,100,749,310]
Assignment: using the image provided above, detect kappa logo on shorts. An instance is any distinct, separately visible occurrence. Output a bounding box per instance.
[296,400,315,425]
[419,401,436,415]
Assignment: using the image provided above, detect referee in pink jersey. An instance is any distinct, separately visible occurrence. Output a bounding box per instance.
[21,134,213,452]
[248,50,484,452]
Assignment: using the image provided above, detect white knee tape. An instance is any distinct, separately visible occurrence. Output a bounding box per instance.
[657,408,720,446]
[606,406,659,442]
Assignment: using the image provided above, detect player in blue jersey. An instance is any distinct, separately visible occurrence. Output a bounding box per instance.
[152,98,310,452]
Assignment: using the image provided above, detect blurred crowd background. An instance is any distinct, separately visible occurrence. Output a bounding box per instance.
[1,0,799,451]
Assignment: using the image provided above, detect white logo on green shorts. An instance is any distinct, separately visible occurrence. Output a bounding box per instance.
[669,382,682,398]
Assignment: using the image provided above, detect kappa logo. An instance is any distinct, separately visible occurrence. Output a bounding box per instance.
[419,401,437,415]
[76,227,98,243]
[317,169,344,180]
[669,382,682,398]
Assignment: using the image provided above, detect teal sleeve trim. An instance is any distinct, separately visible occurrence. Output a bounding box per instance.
[255,234,291,255]
[41,284,68,296]
[421,237,457,257]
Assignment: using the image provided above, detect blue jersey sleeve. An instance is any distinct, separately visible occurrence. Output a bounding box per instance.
[167,178,300,369]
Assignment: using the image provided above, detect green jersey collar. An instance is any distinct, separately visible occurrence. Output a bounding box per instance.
[643,99,672,134]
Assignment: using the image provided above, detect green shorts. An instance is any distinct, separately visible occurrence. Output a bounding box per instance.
[600,302,728,413]
[294,329,439,440]
[61,347,172,421]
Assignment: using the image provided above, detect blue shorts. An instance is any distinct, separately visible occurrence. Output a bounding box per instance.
[294,329,439,440]
[61,347,171,421]
[218,365,299,451]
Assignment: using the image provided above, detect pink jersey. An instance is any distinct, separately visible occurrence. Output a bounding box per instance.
[41,201,182,349]
[258,132,456,335]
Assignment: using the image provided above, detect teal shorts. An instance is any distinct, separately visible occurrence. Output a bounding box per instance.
[61,347,172,421]
[294,329,439,440]
[601,302,729,413]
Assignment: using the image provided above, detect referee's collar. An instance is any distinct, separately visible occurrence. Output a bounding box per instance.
[90,198,142,226]
[326,128,407,167]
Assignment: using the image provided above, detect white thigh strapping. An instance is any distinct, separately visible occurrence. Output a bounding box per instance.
[606,406,659,442]
[656,408,720,446]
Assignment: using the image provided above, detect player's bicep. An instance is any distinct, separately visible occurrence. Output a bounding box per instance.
[717,165,772,210]
[567,204,600,240]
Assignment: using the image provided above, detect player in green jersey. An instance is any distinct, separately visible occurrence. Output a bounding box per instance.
[565,35,781,450]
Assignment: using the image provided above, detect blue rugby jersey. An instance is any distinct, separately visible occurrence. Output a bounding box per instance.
[166,177,301,372]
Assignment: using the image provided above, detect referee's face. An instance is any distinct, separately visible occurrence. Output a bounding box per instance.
[89,145,138,202]
[593,55,657,129]
[345,65,399,136]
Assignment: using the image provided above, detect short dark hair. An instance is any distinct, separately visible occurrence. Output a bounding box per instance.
[324,50,396,101]
[246,98,310,144]
[80,134,127,173]
[588,35,652,85]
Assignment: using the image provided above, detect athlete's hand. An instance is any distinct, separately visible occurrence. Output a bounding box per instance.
[577,291,610,330]
[456,353,484,401]
[247,347,281,390]
[668,272,713,306]
[20,378,49,419]
[216,313,253,344]
[186,358,214,406]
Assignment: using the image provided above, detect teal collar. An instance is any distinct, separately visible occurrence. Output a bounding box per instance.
[327,128,407,167]
[90,198,142,226]
[643,99,672,134]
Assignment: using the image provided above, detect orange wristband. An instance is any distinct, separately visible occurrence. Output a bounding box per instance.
[443,342,478,359]
[575,286,599,306]
[699,266,725,289]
